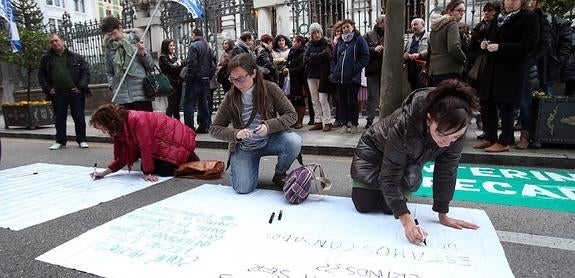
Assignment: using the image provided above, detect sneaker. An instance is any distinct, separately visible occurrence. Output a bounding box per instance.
[476,132,486,140]
[49,143,65,150]
[350,126,359,134]
[79,142,89,148]
[338,126,349,134]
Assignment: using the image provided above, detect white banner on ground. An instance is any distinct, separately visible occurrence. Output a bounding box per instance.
[0,163,169,230]
[37,184,513,277]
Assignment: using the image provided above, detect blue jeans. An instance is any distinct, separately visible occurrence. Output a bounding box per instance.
[229,131,302,194]
[183,78,210,130]
[52,90,86,145]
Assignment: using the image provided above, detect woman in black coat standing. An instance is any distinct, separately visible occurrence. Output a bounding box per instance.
[286,35,308,129]
[474,0,539,152]
[159,39,184,120]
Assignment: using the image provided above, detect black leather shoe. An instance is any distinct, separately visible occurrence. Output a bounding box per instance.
[272,173,287,187]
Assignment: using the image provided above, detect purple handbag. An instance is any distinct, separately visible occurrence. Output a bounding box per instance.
[283,163,331,204]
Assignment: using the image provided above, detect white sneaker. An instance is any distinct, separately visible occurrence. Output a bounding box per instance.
[49,143,65,150]
[79,142,89,148]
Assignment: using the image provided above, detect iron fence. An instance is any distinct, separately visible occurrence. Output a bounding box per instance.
[4,0,573,103]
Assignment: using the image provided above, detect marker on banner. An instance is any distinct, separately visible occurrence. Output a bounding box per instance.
[92,163,97,180]
[19,172,38,177]
[278,210,283,221]
[414,218,427,246]
[269,212,275,224]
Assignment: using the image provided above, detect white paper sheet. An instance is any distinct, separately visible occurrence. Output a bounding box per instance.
[0,163,170,230]
[37,184,513,278]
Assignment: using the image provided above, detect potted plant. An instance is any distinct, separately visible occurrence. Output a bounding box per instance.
[0,0,52,129]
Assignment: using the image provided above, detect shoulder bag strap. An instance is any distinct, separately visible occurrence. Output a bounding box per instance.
[307,163,332,193]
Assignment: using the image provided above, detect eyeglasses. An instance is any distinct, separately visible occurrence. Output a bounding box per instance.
[228,74,250,83]
[454,8,466,13]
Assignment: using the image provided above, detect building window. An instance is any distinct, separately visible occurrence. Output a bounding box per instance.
[46,0,64,7]
[47,18,63,31]
[74,0,85,13]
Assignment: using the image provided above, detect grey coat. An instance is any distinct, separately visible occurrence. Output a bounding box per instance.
[351,89,464,218]
[104,28,154,105]
[428,14,466,76]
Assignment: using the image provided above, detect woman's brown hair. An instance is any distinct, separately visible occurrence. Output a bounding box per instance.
[425,79,479,134]
[226,53,269,120]
[90,103,129,137]
[445,0,465,13]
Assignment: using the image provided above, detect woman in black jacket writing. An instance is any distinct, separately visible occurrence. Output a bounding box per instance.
[350,79,480,245]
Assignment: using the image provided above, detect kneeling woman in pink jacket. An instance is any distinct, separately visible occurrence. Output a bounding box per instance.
[89,103,198,182]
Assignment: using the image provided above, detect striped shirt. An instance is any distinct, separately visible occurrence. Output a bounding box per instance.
[239,87,269,151]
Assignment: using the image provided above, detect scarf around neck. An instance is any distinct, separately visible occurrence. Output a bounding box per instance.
[497,9,521,28]
[342,32,354,43]
[109,37,139,77]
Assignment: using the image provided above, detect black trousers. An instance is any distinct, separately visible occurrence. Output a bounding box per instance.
[480,100,515,145]
[351,187,393,215]
[166,81,182,119]
[52,90,86,145]
[121,101,153,112]
[149,152,200,177]
[152,159,178,177]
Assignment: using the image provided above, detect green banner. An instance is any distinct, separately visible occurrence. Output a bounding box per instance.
[414,163,575,213]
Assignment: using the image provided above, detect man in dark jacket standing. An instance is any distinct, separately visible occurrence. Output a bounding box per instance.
[38,33,91,150]
[364,15,385,129]
[541,12,572,95]
[184,28,215,133]
[230,32,255,58]
[563,26,574,96]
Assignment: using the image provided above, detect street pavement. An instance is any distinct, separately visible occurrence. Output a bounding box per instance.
[0,138,574,278]
[1,111,574,277]
[1,113,574,169]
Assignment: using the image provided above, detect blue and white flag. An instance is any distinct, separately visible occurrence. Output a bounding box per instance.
[175,0,204,19]
[0,0,22,52]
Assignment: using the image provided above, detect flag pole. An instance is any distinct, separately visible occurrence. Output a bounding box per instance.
[111,0,163,103]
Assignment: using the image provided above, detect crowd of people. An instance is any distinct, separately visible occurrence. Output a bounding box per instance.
[40,0,569,151]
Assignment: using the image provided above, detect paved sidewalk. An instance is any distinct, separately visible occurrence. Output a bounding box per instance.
[1,113,574,169]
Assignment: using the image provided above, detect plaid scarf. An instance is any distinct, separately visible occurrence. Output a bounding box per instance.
[497,9,521,28]
[109,38,138,78]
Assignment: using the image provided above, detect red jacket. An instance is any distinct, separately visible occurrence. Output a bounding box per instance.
[108,111,196,174]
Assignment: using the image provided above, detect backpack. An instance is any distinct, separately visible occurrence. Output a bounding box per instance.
[283,163,331,204]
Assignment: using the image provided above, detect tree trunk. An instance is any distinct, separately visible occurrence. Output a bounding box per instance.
[0,61,20,104]
[380,0,406,118]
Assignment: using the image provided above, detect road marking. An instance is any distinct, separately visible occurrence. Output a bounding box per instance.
[497,230,575,251]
